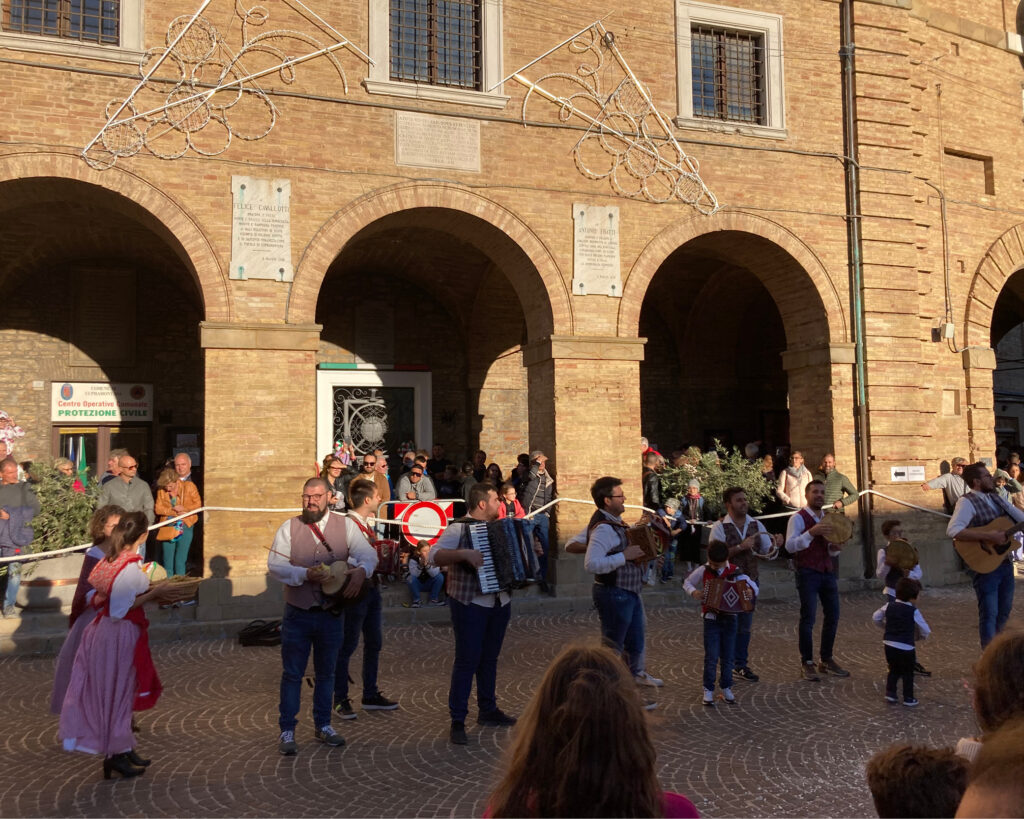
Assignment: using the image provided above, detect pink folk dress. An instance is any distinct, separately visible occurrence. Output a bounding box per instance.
[58,551,162,755]
[49,545,105,715]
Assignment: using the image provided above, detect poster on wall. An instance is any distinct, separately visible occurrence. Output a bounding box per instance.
[51,382,153,423]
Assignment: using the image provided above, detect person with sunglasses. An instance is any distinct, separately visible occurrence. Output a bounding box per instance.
[394,463,437,502]
[97,454,154,526]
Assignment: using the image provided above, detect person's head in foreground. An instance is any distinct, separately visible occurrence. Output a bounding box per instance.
[956,718,1024,817]
[865,743,967,818]
[488,641,698,818]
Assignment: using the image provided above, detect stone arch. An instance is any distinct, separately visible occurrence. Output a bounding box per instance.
[0,151,231,321]
[617,210,846,343]
[289,182,572,340]
[963,223,1024,348]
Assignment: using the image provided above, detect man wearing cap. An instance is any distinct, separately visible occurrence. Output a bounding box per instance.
[517,450,555,595]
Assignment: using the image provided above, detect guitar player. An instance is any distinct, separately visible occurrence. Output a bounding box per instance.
[946,462,1024,648]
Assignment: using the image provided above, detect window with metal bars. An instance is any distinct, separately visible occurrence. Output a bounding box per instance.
[4,0,119,44]
[690,25,765,125]
[389,0,480,90]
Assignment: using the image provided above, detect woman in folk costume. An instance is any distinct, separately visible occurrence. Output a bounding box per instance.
[59,511,175,779]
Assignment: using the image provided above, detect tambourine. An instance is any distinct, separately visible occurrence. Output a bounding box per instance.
[823,510,854,545]
[752,531,781,560]
[319,562,369,609]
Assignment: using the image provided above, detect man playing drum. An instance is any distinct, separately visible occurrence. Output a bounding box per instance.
[785,479,851,682]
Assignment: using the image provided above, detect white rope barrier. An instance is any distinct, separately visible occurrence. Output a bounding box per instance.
[0,488,954,567]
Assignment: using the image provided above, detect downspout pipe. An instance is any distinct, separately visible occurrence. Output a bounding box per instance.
[840,0,874,577]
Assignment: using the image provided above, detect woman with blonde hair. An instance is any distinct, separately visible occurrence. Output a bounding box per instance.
[488,642,699,818]
[154,467,201,578]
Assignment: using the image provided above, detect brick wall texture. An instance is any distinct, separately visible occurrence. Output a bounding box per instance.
[2,0,1023,580]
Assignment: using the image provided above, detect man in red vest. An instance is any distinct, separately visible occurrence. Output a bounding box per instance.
[785,479,851,682]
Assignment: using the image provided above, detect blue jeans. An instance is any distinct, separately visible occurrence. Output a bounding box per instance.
[2,562,20,609]
[702,614,737,690]
[661,537,678,581]
[592,584,645,676]
[972,560,1015,648]
[279,603,344,731]
[161,525,193,577]
[334,585,383,703]
[409,571,445,602]
[448,598,511,722]
[522,512,550,580]
[734,608,754,669]
[796,568,840,664]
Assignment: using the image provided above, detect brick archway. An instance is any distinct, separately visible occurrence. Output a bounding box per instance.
[964,223,1024,348]
[617,210,846,343]
[0,152,230,321]
[289,182,572,340]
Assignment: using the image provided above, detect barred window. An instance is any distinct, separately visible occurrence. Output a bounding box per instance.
[389,0,480,90]
[4,0,119,43]
[691,25,765,125]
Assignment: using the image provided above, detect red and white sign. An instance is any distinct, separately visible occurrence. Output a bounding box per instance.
[390,500,457,545]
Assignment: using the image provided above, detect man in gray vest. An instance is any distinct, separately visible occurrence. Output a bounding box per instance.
[946,462,1024,647]
[708,487,782,682]
[267,476,377,755]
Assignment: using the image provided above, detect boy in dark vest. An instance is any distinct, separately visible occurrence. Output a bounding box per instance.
[872,578,931,706]
[683,540,759,705]
[875,519,930,677]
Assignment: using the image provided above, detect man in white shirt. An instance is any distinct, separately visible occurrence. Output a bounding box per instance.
[785,480,850,682]
[267,477,377,755]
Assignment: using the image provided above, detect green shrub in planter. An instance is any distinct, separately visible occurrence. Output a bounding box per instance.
[26,465,99,556]
[659,441,774,520]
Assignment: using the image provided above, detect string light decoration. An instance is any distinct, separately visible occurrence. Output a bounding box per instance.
[493,19,719,213]
[81,0,372,169]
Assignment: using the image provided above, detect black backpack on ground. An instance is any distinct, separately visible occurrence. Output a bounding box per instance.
[238,619,282,647]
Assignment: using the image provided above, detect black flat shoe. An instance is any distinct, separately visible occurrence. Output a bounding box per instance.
[126,749,151,767]
[103,753,145,780]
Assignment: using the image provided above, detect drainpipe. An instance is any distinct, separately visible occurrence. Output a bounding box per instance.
[840,0,874,578]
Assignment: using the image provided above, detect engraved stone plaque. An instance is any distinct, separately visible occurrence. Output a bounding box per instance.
[230,176,293,281]
[572,203,622,297]
[395,111,481,172]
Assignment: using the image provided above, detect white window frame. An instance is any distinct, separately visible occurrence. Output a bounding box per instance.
[363,0,508,109]
[675,0,786,139]
[0,0,144,62]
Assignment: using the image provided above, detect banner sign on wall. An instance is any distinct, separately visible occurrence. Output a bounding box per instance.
[51,382,153,423]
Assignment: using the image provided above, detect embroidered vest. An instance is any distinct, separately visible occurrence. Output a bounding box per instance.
[794,509,835,574]
[589,509,643,595]
[964,491,1007,528]
[721,518,760,582]
[88,549,141,608]
[285,514,349,610]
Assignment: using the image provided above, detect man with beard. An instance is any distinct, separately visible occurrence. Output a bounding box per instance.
[267,477,377,755]
[785,479,851,682]
[428,482,516,745]
[708,486,782,682]
[946,462,1024,647]
[356,452,390,508]
[813,454,858,511]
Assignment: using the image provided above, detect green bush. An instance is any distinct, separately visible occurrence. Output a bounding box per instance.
[27,465,98,554]
[659,441,774,519]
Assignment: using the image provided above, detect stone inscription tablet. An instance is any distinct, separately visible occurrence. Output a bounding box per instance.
[395,112,480,172]
[231,176,293,281]
[572,203,622,297]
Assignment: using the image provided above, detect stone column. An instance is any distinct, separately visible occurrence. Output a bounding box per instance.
[200,322,321,578]
[524,335,646,592]
[964,347,997,462]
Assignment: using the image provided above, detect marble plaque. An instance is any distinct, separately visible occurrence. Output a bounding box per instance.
[395,112,480,172]
[230,176,293,281]
[572,203,622,297]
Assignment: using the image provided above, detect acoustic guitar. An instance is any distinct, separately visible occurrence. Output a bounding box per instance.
[953,516,1024,574]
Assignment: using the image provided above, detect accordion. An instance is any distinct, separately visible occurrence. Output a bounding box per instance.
[702,576,755,614]
[467,518,534,594]
[626,524,661,563]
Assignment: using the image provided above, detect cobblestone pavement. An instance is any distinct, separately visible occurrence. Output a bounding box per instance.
[2,583,1018,818]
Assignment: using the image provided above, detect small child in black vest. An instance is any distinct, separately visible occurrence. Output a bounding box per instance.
[683,540,759,706]
[872,577,931,706]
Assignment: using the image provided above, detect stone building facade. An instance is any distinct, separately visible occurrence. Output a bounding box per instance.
[1,0,1023,585]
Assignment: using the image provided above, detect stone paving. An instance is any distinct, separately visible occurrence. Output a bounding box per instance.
[1,582,1018,818]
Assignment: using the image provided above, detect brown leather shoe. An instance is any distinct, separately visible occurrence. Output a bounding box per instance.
[817,658,850,678]
[801,662,820,682]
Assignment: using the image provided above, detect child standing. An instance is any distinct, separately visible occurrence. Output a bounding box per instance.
[876,520,929,676]
[658,497,684,583]
[873,577,931,707]
[683,540,759,706]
